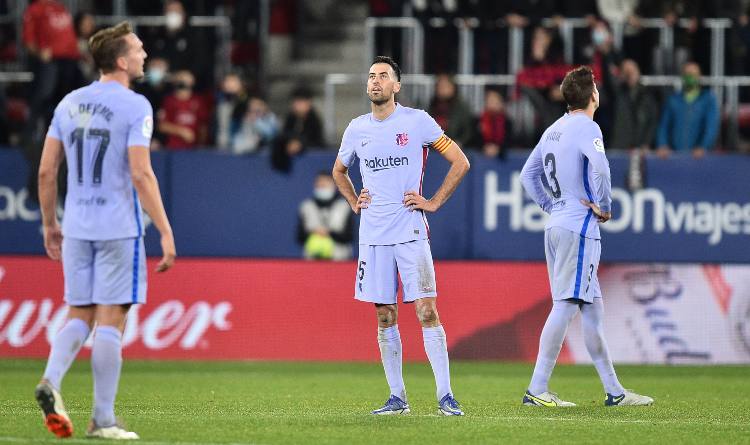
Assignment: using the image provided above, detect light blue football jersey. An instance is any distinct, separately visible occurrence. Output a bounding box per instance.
[338,103,452,245]
[47,80,153,240]
[520,112,612,240]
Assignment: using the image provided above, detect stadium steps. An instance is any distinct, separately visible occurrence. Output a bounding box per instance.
[267,1,368,144]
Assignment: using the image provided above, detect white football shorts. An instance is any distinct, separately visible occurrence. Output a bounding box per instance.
[354,239,437,304]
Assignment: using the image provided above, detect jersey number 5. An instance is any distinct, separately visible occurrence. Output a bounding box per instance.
[70,127,111,186]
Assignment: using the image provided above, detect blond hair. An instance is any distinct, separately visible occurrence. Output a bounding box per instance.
[89,21,133,74]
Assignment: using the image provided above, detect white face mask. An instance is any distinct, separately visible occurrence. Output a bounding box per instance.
[147,67,165,85]
[165,12,184,31]
[313,187,336,201]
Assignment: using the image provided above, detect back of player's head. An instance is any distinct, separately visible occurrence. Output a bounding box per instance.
[89,21,133,74]
[372,56,401,82]
[560,66,595,111]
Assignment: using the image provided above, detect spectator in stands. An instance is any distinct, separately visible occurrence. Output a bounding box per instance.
[144,0,210,88]
[158,70,210,150]
[656,61,719,159]
[583,19,622,141]
[74,12,97,82]
[516,26,569,143]
[214,72,249,151]
[478,87,512,159]
[297,171,353,261]
[22,0,82,146]
[428,74,477,148]
[272,86,324,171]
[137,57,171,149]
[610,59,658,150]
[232,96,279,155]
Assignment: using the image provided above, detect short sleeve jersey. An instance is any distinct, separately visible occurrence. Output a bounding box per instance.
[338,104,453,245]
[47,80,153,240]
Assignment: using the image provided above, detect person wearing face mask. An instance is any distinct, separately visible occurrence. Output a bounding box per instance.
[143,0,209,89]
[297,172,354,261]
[655,62,719,159]
[158,69,210,149]
[214,72,249,151]
[136,57,171,149]
[272,86,324,171]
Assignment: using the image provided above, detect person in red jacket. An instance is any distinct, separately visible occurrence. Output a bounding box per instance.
[158,70,210,150]
[478,87,512,159]
[22,0,83,199]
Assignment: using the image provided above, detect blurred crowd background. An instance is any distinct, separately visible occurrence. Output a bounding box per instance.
[2,1,750,261]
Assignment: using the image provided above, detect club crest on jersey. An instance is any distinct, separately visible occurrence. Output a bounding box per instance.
[396,133,409,146]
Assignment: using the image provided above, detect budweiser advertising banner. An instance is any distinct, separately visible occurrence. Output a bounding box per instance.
[1,257,748,364]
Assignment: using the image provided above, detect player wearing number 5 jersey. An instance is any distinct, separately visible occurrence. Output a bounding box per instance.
[34,22,175,439]
[333,56,470,416]
[519,66,652,407]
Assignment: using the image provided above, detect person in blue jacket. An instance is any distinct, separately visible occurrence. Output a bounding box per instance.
[655,62,719,159]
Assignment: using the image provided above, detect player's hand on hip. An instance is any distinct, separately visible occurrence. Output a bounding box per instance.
[355,188,371,214]
[581,199,611,223]
[43,224,63,260]
[157,233,176,272]
[404,191,438,213]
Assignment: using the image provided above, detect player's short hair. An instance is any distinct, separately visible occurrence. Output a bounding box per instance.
[89,21,133,74]
[560,66,595,111]
[372,56,401,81]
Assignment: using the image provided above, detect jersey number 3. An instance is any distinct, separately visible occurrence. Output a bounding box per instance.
[544,153,562,198]
[70,127,111,186]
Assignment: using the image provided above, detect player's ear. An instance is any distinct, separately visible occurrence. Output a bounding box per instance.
[393,81,401,94]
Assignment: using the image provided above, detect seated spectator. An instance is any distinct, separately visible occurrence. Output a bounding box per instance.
[478,87,512,159]
[297,172,353,261]
[214,72,249,151]
[74,11,97,82]
[158,70,210,150]
[272,86,323,171]
[136,57,171,149]
[655,62,719,159]
[610,59,658,150]
[428,74,477,148]
[231,96,279,155]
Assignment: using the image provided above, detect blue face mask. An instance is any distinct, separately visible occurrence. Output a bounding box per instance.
[146,68,165,86]
[592,29,608,46]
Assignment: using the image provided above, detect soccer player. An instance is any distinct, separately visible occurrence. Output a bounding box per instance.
[34,22,175,439]
[519,66,653,407]
[332,56,470,416]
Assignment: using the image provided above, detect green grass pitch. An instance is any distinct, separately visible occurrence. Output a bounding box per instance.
[0,360,748,444]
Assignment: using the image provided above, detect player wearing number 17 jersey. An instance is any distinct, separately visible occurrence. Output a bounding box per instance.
[519,66,652,407]
[35,22,175,439]
[333,56,470,416]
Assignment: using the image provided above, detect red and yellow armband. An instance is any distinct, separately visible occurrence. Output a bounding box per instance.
[429,134,453,153]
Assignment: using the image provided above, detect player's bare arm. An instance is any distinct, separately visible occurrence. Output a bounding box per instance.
[128,146,176,272]
[38,136,65,260]
[332,157,371,214]
[403,141,470,213]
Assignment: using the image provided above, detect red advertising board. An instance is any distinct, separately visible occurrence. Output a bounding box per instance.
[0,256,554,362]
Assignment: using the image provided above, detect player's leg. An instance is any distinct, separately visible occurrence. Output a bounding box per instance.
[36,238,96,438]
[356,245,409,414]
[524,228,580,407]
[399,240,462,416]
[87,237,144,439]
[580,298,654,406]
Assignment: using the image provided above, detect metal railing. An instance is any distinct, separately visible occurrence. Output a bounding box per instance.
[323,73,750,148]
[369,16,733,80]
[365,17,424,74]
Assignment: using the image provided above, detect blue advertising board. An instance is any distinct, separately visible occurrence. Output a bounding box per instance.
[1,148,748,262]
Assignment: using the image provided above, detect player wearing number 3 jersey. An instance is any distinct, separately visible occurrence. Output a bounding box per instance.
[35,22,175,439]
[519,66,652,407]
[333,56,470,416]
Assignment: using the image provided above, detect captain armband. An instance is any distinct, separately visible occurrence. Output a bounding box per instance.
[429,134,453,153]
